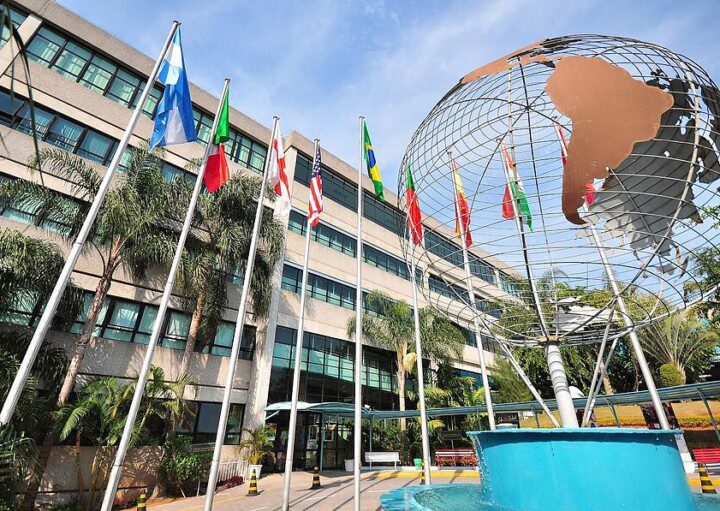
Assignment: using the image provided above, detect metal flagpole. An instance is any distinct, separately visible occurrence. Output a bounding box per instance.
[448,152,495,431]
[503,67,577,427]
[409,244,432,483]
[0,21,180,426]
[99,79,230,511]
[204,117,280,510]
[353,116,365,511]
[281,139,319,511]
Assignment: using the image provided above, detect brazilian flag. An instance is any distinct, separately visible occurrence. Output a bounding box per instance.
[363,123,384,200]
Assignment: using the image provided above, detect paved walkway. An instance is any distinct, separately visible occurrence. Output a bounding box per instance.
[147,470,478,511]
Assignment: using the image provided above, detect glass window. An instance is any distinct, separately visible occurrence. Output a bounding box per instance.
[193,108,213,145]
[0,7,27,46]
[179,402,244,444]
[281,265,302,294]
[26,27,65,66]
[51,40,91,80]
[15,103,53,139]
[80,54,116,93]
[0,89,25,126]
[162,311,190,350]
[77,130,115,164]
[102,301,141,342]
[45,117,84,151]
[106,69,140,107]
[70,292,107,337]
[363,192,404,236]
[0,292,39,326]
[139,86,162,119]
[134,306,158,344]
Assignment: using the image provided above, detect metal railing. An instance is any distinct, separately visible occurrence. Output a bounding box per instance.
[217,459,249,482]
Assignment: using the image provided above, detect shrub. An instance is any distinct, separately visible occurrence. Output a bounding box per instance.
[158,437,212,497]
[659,364,685,388]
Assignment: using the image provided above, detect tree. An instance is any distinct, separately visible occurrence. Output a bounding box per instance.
[237,425,276,465]
[1,146,176,404]
[348,291,465,430]
[172,173,283,374]
[56,367,195,510]
[637,310,717,384]
[491,358,532,404]
[0,228,82,331]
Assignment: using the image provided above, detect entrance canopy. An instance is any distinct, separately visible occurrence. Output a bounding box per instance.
[265,381,720,420]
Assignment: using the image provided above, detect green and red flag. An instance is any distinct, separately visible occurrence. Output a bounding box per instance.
[450,156,472,247]
[204,91,230,193]
[500,143,533,230]
[405,163,423,245]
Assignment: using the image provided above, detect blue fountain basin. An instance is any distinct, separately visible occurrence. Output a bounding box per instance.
[380,484,720,511]
[468,428,694,511]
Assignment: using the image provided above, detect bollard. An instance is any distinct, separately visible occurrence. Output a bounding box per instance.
[420,462,425,485]
[136,491,147,510]
[247,469,259,496]
[309,466,322,490]
[700,463,717,494]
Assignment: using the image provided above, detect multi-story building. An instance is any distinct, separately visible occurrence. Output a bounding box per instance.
[0,0,522,496]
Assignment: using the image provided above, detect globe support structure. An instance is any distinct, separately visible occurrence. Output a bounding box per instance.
[504,65,578,427]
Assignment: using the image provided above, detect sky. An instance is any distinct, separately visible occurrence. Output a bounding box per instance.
[59,0,720,190]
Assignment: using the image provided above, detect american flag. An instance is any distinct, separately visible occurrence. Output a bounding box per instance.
[307,142,323,227]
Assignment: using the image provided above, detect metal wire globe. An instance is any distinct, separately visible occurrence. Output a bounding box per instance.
[398,34,720,346]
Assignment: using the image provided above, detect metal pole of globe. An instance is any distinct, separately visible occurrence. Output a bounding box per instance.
[100,78,231,511]
[353,116,365,511]
[409,243,432,483]
[504,67,578,428]
[204,117,280,511]
[0,21,181,426]
[447,151,496,431]
[281,139,320,510]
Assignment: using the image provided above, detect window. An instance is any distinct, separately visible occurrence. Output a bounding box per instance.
[0,6,27,46]
[499,273,524,299]
[201,322,256,360]
[281,264,356,310]
[425,230,497,284]
[363,192,404,236]
[26,27,64,65]
[178,401,245,445]
[288,210,357,258]
[70,293,188,350]
[0,292,41,327]
[0,174,82,235]
[363,245,411,280]
[294,154,357,211]
[270,326,398,410]
[80,54,117,94]
[77,131,117,165]
[428,274,465,300]
[0,89,25,126]
[45,117,84,151]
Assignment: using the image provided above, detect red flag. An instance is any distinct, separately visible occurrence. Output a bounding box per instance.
[405,163,423,245]
[450,156,472,247]
[502,184,514,220]
[554,121,596,206]
[204,143,230,193]
[268,124,291,216]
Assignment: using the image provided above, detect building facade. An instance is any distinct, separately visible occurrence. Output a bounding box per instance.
[0,0,521,489]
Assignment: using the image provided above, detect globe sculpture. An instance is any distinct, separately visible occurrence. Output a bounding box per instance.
[399,34,719,349]
[391,34,720,511]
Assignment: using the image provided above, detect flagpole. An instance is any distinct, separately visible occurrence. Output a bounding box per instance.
[0,21,180,426]
[409,243,432,483]
[204,116,280,511]
[281,139,319,511]
[99,78,230,511]
[448,152,496,431]
[353,116,365,511]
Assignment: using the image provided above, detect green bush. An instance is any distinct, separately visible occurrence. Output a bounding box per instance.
[158,436,212,497]
[659,364,685,388]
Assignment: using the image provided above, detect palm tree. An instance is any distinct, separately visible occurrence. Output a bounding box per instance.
[638,310,718,384]
[237,425,276,465]
[491,358,532,404]
[347,291,465,430]
[1,145,176,404]
[0,228,82,330]
[172,173,284,373]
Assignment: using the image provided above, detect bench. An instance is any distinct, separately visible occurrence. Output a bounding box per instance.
[692,448,720,473]
[434,448,477,467]
[365,451,400,469]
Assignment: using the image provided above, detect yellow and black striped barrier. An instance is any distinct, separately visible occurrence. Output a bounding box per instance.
[700,464,717,494]
[247,469,259,496]
[420,462,426,485]
[309,466,322,490]
[136,491,147,510]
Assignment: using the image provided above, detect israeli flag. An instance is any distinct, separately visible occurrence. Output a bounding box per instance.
[149,29,196,149]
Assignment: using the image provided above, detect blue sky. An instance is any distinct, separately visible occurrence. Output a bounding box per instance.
[59,0,720,190]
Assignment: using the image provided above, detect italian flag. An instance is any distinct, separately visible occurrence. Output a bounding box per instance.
[500,143,533,230]
[204,91,230,193]
[405,163,423,245]
[450,156,472,247]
